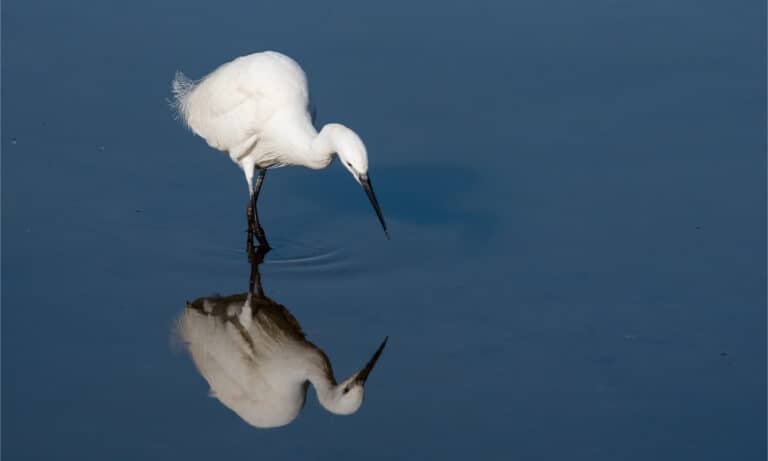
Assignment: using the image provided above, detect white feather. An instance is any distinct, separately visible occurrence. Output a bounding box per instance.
[170,50,388,236]
[173,51,310,154]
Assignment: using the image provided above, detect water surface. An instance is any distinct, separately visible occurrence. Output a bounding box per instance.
[2,0,765,460]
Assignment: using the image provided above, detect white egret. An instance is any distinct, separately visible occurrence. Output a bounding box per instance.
[176,244,388,428]
[171,51,388,246]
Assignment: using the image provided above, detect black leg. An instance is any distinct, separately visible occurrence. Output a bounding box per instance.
[253,168,269,248]
[246,194,255,252]
[248,168,270,249]
[247,241,270,298]
[253,168,267,202]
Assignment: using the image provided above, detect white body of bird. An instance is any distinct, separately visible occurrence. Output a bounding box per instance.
[174,52,317,169]
[171,51,389,237]
[177,293,387,428]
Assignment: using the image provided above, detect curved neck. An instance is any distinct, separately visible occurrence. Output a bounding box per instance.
[306,123,347,169]
[304,348,364,415]
[257,113,335,169]
[306,361,340,412]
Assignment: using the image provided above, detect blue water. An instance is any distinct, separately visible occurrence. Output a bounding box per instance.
[2,0,765,459]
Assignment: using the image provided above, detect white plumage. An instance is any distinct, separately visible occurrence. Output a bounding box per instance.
[173,52,309,163]
[171,51,388,240]
[177,270,388,428]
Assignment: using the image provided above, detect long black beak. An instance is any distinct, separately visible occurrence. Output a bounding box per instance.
[355,336,388,384]
[359,174,389,239]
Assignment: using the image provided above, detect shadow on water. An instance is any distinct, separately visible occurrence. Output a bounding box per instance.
[174,244,388,429]
[292,164,497,230]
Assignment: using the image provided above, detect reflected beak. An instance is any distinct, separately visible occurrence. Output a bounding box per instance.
[359,174,390,239]
[355,336,389,384]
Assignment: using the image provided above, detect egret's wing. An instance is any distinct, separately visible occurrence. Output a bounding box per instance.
[174,52,311,153]
[179,307,271,401]
[178,73,271,152]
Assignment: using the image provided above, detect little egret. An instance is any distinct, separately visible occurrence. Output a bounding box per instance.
[176,243,388,428]
[171,51,388,246]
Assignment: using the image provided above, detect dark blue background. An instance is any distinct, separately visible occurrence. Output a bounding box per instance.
[3,0,765,459]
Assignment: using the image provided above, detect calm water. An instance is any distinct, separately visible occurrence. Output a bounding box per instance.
[2,0,765,459]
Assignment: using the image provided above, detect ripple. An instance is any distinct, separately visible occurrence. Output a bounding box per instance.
[263,237,346,271]
[193,236,352,272]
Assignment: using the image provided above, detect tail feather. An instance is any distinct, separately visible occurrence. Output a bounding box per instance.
[170,70,196,123]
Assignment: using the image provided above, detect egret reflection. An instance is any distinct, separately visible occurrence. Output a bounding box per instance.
[176,245,388,428]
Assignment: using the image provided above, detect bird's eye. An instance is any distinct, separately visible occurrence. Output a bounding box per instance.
[346,162,352,168]
[342,386,350,394]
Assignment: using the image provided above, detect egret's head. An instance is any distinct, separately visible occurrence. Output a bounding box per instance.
[330,124,368,179]
[328,376,366,415]
[322,124,389,238]
[322,336,388,416]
